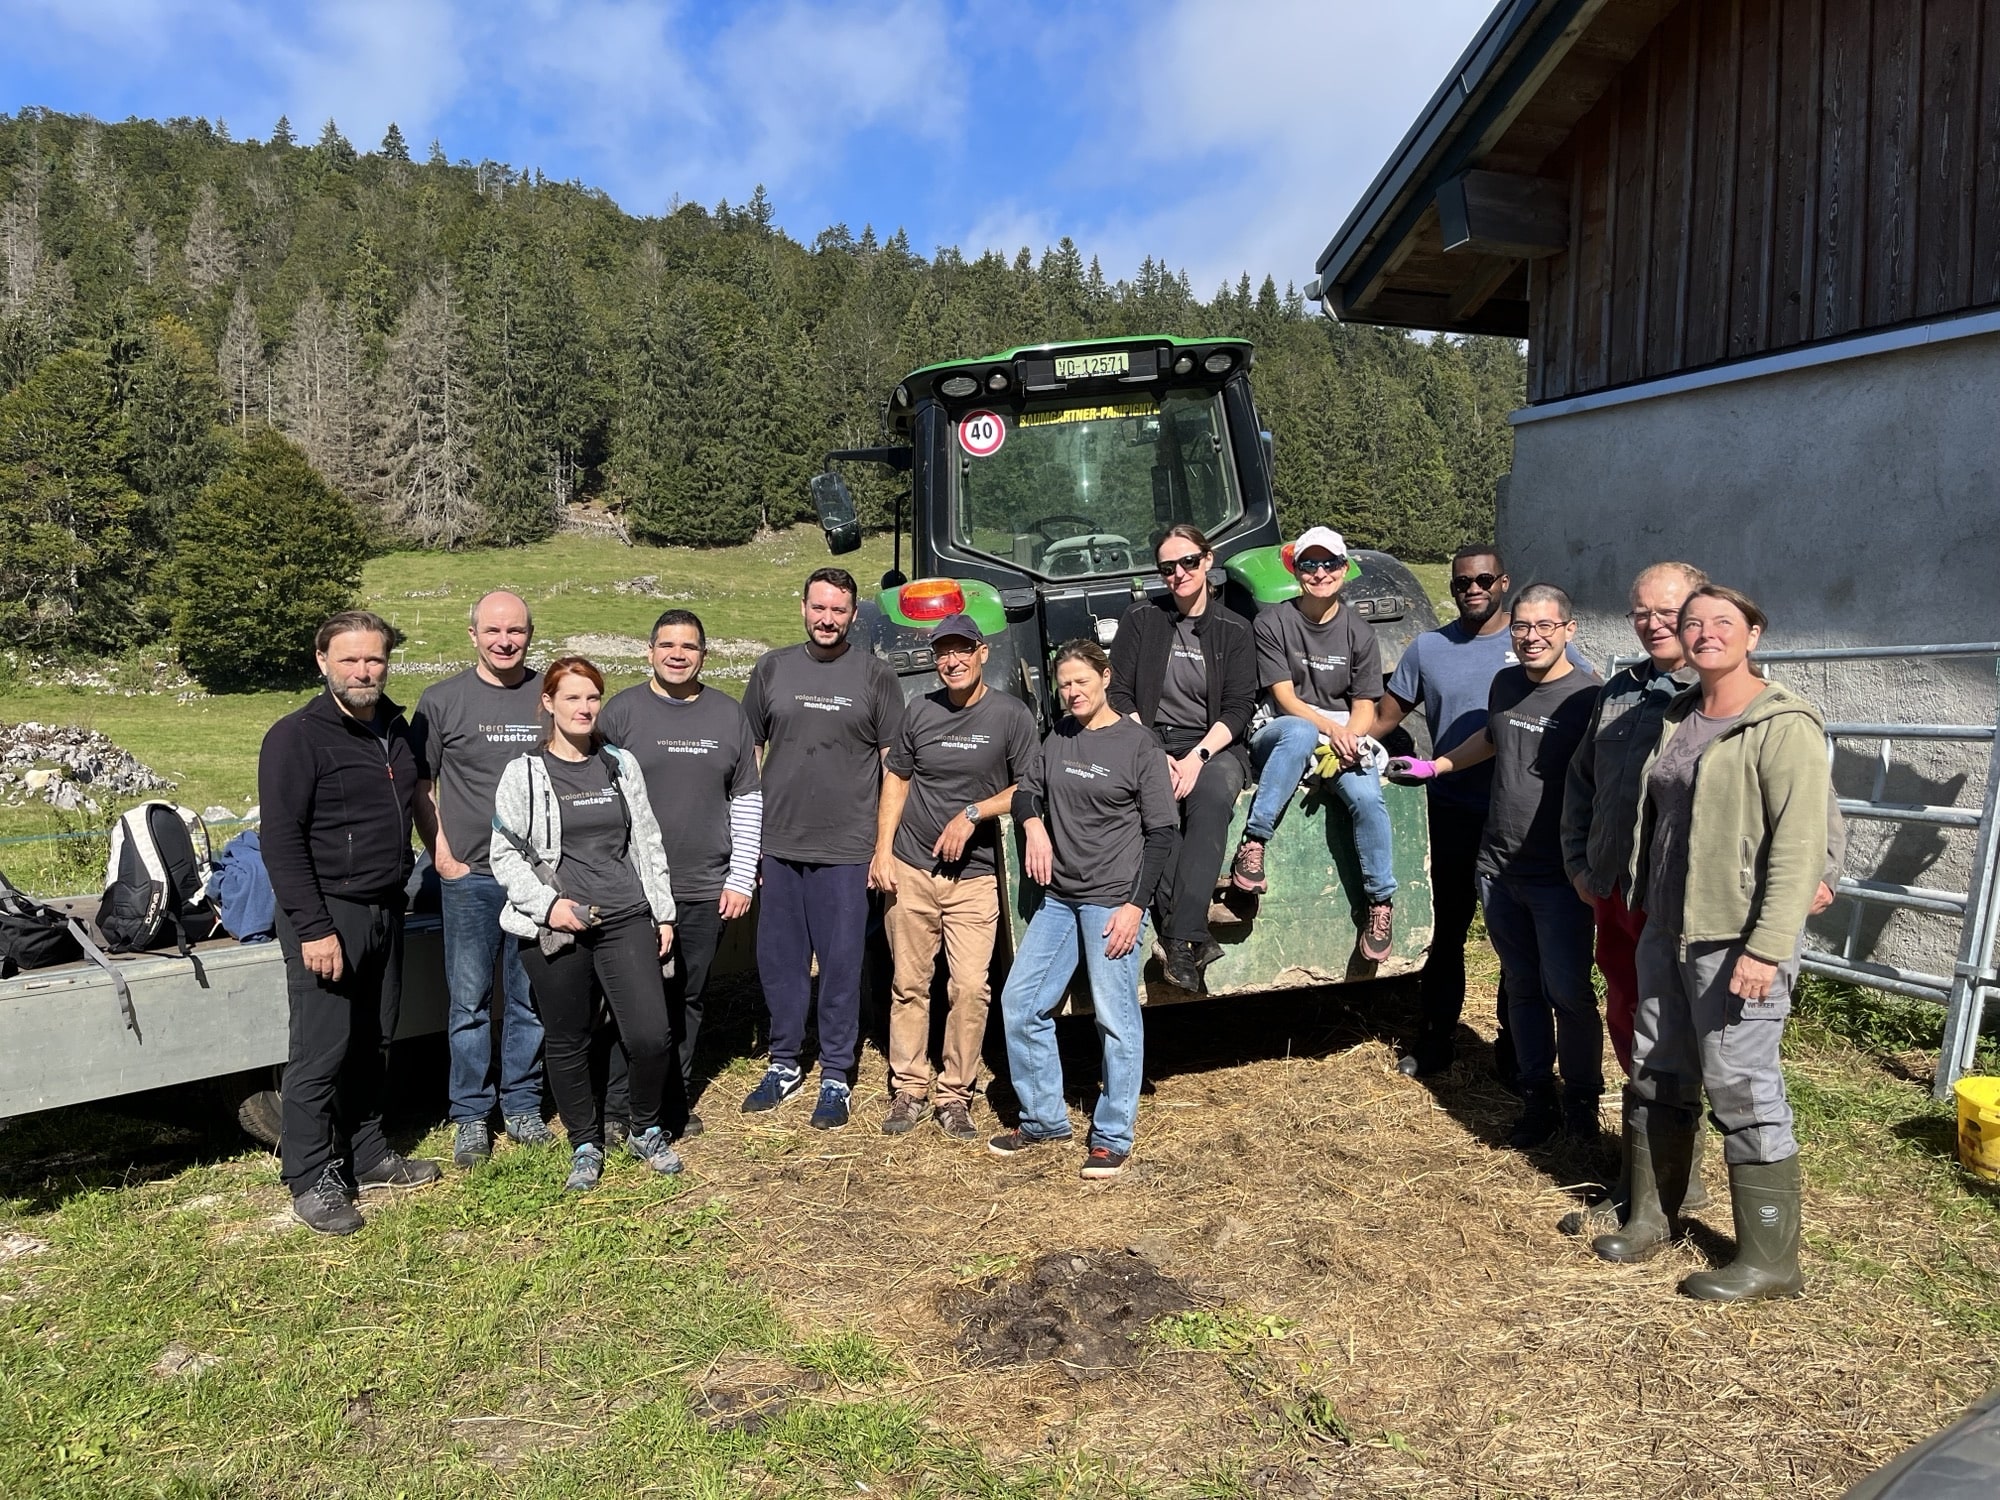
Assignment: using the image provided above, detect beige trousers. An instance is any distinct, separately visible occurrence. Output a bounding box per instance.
[882,858,1001,1106]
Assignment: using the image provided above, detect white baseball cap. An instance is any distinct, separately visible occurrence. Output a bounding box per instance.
[1291,526,1347,561]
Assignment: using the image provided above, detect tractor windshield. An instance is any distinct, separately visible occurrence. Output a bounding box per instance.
[950,387,1243,580]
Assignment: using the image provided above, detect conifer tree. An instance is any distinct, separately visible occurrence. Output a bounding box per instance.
[169,429,368,689]
[123,314,228,536]
[182,183,237,295]
[380,122,411,161]
[380,270,480,547]
[218,282,265,430]
[427,138,448,167]
[271,114,295,148]
[316,118,357,168]
[464,227,551,544]
[0,349,143,653]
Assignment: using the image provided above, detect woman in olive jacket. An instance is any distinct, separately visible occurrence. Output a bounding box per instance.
[1593,585,1829,1301]
[1107,524,1257,993]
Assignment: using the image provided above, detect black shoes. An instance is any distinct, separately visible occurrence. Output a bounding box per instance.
[293,1163,365,1236]
[1161,938,1221,993]
[1507,1083,1563,1149]
[355,1152,444,1190]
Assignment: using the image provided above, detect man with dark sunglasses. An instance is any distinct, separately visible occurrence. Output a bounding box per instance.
[1374,545,1587,1082]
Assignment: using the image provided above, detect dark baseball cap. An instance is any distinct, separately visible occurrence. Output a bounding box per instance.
[928,613,985,646]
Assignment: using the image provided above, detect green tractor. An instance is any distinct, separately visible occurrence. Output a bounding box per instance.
[808,334,1438,1002]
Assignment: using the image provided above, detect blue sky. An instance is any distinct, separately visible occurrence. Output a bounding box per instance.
[1,0,1499,295]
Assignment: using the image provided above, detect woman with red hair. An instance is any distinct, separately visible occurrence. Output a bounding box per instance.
[490,656,682,1190]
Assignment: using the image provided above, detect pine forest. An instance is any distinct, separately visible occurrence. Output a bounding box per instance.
[0,108,1525,679]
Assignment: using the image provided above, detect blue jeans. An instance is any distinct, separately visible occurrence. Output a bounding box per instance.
[1479,871,1601,1098]
[1000,896,1147,1155]
[440,870,545,1122]
[1246,716,1397,903]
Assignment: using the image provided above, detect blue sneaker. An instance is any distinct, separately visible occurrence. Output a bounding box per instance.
[741,1065,803,1114]
[564,1143,604,1192]
[809,1079,851,1131]
[625,1126,683,1176]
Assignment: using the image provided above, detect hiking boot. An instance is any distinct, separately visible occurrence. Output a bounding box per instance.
[882,1094,931,1136]
[626,1126,684,1176]
[741,1065,803,1113]
[936,1102,978,1141]
[355,1152,443,1191]
[988,1128,1067,1157]
[452,1121,492,1168]
[504,1112,555,1147]
[1230,839,1269,893]
[605,1119,630,1150]
[1678,1155,1804,1301]
[672,1112,705,1142]
[1561,1090,1605,1146]
[564,1143,605,1192]
[1079,1145,1130,1180]
[809,1079,851,1131]
[1506,1083,1562,1149]
[1162,940,1205,993]
[1358,900,1394,963]
[1594,1106,1697,1264]
[293,1163,365,1236]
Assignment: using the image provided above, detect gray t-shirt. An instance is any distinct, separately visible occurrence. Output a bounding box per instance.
[1156,615,1209,735]
[886,688,1040,877]
[598,683,759,901]
[413,667,546,874]
[1387,621,1591,811]
[741,643,905,865]
[1477,665,1603,881]
[1019,715,1176,905]
[1254,600,1383,714]
[1642,710,1740,933]
[542,751,647,920]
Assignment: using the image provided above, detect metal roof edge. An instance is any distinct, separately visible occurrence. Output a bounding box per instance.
[1311,0,1550,286]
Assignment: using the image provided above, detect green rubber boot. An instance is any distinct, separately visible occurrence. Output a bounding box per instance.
[1678,1155,1804,1301]
[1591,1103,1694,1263]
[1682,1125,1710,1211]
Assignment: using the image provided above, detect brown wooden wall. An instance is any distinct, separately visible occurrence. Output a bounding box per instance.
[1529,0,2000,402]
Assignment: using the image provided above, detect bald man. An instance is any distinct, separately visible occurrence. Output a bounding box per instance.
[413,589,554,1166]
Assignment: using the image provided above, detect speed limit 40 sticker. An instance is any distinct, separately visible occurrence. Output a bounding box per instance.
[958,410,1006,458]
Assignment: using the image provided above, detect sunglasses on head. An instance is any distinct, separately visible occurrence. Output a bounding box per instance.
[1449,572,1502,594]
[1295,555,1347,576]
[1157,554,1207,577]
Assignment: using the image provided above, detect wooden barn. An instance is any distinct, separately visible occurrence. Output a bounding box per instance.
[1308,0,1999,659]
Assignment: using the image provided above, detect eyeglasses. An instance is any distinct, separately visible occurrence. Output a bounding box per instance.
[1508,619,1570,638]
[1157,554,1207,577]
[1295,556,1347,576]
[1449,572,1502,594]
[932,642,981,660]
[1627,608,1680,627]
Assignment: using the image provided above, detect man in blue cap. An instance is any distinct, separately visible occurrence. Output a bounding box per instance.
[869,613,1039,1140]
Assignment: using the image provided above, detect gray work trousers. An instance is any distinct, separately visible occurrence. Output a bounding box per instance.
[1630,922,1799,1165]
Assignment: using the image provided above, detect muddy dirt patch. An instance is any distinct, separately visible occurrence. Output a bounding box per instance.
[939,1249,1194,1382]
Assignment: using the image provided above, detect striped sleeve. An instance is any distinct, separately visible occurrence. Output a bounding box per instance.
[724,790,763,895]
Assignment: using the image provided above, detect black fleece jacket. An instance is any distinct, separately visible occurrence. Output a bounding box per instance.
[257,688,420,941]
[1107,594,1257,768]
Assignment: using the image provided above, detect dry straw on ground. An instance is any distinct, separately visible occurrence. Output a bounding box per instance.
[684,973,1999,1498]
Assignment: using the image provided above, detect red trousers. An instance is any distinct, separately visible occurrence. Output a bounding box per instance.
[1592,887,1649,1078]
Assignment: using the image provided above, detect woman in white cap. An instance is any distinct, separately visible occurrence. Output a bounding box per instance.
[1231,526,1398,962]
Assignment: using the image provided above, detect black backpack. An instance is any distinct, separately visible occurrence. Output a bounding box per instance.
[1,869,141,1037]
[98,802,221,959]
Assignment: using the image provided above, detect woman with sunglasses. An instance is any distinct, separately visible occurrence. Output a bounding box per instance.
[1592,585,1828,1300]
[1106,524,1258,993]
[491,656,684,1191]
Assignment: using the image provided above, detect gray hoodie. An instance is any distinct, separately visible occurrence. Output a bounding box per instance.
[489,745,677,939]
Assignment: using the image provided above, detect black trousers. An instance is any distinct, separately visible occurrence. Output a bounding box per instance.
[522,910,673,1147]
[1157,741,1247,945]
[278,894,404,1195]
[606,896,725,1130]
[1416,797,1510,1049]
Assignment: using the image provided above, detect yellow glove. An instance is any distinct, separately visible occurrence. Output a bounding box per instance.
[1311,743,1344,781]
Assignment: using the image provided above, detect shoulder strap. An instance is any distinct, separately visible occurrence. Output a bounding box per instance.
[66,916,140,1040]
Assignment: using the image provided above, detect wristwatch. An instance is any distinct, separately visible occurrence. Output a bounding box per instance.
[1195,747,1211,762]
[963,804,983,824]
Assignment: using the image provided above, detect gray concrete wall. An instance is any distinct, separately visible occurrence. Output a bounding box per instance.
[1501,325,2000,988]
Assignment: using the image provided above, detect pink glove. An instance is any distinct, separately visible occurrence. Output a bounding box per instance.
[1385,756,1439,786]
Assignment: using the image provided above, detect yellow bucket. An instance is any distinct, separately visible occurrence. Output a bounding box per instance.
[1956,1077,2000,1182]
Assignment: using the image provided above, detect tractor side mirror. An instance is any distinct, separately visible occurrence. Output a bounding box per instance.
[810,471,862,555]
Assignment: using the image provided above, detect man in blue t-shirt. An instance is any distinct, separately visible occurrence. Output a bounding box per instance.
[1375,545,1587,1082]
